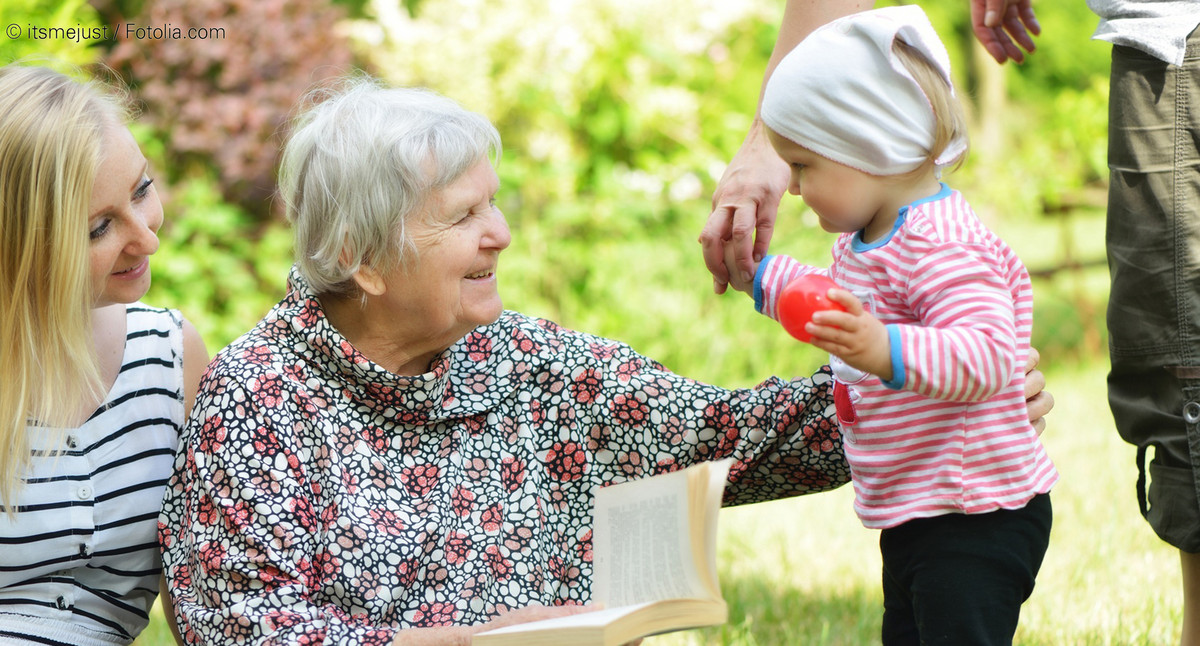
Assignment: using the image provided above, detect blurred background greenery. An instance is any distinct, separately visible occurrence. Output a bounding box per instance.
[4,0,1166,644]
[0,0,1110,373]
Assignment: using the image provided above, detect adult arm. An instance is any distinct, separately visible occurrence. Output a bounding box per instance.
[160,575,183,646]
[701,0,1040,293]
[549,323,851,506]
[700,0,871,295]
[388,606,595,646]
[160,317,207,646]
[180,317,209,416]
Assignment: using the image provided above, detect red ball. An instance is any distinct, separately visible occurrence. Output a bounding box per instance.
[777,274,846,343]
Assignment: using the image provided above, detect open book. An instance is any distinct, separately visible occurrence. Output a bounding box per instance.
[473,459,731,646]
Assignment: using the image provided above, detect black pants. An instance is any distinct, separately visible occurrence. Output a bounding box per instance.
[878,494,1052,645]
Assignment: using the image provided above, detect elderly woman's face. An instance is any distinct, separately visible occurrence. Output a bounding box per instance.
[384,159,511,345]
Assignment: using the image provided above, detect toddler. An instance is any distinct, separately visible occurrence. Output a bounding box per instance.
[729,7,1058,644]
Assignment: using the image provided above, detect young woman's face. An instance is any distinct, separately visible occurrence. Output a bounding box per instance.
[767,128,891,237]
[87,122,162,308]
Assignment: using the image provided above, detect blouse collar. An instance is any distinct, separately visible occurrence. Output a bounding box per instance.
[271,266,545,423]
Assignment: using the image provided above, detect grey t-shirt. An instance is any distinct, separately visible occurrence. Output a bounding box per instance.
[1088,0,1200,64]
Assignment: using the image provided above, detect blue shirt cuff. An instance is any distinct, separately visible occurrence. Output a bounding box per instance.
[753,255,774,314]
[880,324,905,390]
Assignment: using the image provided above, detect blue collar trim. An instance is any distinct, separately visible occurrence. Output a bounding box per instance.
[851,183,951,252]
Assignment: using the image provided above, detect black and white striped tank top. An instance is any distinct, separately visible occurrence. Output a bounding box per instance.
[0,305,185,646]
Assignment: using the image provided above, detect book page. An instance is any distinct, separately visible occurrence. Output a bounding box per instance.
[696,459,729,599]
[474,460,731,645]
[594,475,699,606]
[591,460,731,607]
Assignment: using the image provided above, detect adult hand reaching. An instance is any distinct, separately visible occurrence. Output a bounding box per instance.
[699,119,789,294]
[701,0,1039,295]
[971,0,1041,64]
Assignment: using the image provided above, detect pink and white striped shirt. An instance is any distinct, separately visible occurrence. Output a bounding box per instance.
[756,185,1057,529]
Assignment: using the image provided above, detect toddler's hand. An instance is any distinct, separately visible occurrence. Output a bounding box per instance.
[722,241,758,295]
[807,289,893,380]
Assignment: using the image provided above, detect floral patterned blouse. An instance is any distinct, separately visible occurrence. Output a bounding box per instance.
[159,267,849,645]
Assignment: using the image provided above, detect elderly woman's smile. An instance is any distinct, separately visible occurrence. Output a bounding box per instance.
[405,157,510,334]
[320,157,512,376]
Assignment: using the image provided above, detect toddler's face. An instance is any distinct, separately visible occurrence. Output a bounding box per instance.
[766,129,891,238]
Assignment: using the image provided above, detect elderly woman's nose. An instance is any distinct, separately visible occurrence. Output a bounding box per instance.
[488,206,512,249]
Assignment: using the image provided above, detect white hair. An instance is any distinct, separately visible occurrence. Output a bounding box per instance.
[278,77,501,294]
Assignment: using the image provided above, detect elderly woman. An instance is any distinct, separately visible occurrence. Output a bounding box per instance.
[159,79,1051,645]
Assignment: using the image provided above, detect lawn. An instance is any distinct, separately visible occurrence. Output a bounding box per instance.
[132,201,1175,645]
[132,361,1184,646]
[654,360,1184,646]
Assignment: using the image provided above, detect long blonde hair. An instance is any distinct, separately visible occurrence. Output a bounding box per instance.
[0,65,126,510]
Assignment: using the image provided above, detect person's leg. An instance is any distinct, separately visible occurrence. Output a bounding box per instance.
[878,495,1052,646]
[879,545,919,646]
[1107,30,1200,646]
[1183,549,1200,646]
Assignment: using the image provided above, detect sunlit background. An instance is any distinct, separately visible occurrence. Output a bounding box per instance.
[2,0,1176,643]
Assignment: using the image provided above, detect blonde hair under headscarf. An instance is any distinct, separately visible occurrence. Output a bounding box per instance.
[761,5,968,176]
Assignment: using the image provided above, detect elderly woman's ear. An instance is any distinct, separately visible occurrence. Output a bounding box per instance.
[338,242,387,298]
[349,263,388,297]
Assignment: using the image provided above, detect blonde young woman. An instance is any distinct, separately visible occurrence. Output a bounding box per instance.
[0,64,207,645]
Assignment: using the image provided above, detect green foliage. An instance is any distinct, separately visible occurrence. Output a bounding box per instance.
[981,3,1110,214]
[144,169,292,350]
[0,0,104,66]
[1008,3,1109,95]
[103,0,357,219]
[346,0,775,217]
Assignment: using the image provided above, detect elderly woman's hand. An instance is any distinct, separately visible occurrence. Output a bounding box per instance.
[468,604,598,645]
[1024,347,1053,436]
[481,603,594,630]
[471,604,645,646]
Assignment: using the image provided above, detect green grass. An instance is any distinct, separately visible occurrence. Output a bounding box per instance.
[651,360,1184,646]
[130,187,1174,645]
[131,361,1185,646]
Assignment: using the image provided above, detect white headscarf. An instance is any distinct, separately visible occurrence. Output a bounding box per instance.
[760,5,967,176]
